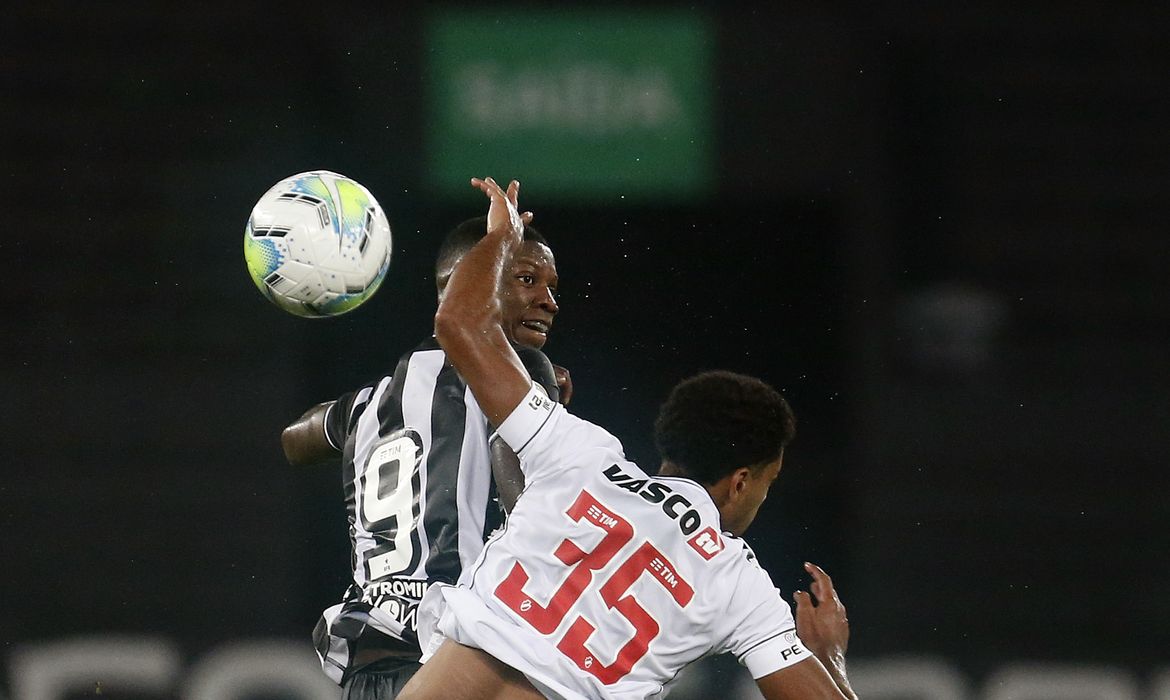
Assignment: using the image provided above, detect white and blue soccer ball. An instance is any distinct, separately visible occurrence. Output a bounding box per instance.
[244,170,392,317]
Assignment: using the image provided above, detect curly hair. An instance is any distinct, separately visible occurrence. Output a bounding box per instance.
[653,370,796,484]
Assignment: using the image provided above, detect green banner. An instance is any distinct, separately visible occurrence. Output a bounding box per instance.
[425,9,714,200]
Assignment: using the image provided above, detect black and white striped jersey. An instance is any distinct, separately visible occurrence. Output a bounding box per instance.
[313,336,558,684]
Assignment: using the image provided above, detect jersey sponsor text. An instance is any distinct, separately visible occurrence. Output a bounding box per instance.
[602,463,706,535]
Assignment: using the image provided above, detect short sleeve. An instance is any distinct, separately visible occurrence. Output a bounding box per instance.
[716,554,813,679]
[495,384,624,482]
[495,384,557,456]
[324,383,378,450]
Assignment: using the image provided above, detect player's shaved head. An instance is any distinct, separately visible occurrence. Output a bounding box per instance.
[435,216,548,296]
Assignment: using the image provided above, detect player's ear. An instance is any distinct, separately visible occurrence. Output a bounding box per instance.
[729,467,751,499]
[710,467,752,511]
[710,469,747,527]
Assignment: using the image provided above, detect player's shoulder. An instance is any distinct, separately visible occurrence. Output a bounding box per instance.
[689,534,782,613]
[509,403,627,480]
[348,337,442,391]
[409,335,444,358]
[340,337,445,419]
[393,336,454,380]
[703,531,767,573]
[547,404,625,457]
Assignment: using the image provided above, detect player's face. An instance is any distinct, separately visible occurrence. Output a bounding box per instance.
[500,240,559,350]
[725,455,784,536]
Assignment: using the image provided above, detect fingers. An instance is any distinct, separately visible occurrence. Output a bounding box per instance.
[471,177,530,240]
[804,561,831,583]
[805,562,835,600]
[470,177,508,199]
[469,178,493,199]
[806,564,825,605]
[472,178,527,218]
[794,590,811,608]
[806,562,846,611]
[506,179,520,208]
[553,365,573,405]
[793,590,813,630]
[470,177,520,199]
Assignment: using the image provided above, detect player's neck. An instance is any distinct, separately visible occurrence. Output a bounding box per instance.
[657,462,718,498]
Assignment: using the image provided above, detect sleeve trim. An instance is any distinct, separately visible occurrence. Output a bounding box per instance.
[734,626,795,662]
[737,627,811,680]
[496,384,556,454]
[323,402,341,451]
[512,407,555,453]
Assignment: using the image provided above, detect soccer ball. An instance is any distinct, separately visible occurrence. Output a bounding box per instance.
[244,170,392,318]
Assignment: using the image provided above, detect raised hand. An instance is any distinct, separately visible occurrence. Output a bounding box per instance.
[470,177,533,239]
[793,562,855,698]
[794,562,849,664]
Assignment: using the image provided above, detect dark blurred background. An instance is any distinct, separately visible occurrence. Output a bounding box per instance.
[3,1,1168,697]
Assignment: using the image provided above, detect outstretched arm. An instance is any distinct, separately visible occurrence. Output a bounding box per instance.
[281,401,340,465]
[433,178,535,427]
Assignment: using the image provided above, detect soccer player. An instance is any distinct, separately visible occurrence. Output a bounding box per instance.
[400,178,858,700]
[281,214,567,698]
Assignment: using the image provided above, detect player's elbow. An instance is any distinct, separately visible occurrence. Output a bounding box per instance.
[281,423,305,465]
[433,307,459,350]
[281,402,337,466]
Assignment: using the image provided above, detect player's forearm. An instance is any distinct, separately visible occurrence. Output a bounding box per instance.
[436,178,525,347]
[490,437,525,512]
[757,657,855,700]
[434,220,515,352]
[435,181,530,426]
[819,652,857,700]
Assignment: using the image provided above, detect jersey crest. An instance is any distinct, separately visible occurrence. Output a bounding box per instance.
[686,527,725,560]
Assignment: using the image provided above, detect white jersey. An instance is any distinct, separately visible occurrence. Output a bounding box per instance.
[419,385,811,699]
